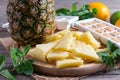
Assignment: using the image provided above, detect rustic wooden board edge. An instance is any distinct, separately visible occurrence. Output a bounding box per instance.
[32,60,107,77]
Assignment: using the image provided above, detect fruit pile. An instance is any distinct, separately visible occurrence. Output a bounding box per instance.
[28,29,101,68]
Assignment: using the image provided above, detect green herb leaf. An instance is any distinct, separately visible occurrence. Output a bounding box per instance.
[71,2,78,12]
[79,5,90,11]
[0,69,16,80]
[71,10,89,16]
[56,2,94,20]
[92,8,98,14]
[23,44,30,56]
[17,59,34,75]
[56,8,71,16]
[97,52,115,69]
[113,48,120,57]
[97,52,109,62]
[10,48,17,67]
[0,54,6,70]
[107,40,118,53]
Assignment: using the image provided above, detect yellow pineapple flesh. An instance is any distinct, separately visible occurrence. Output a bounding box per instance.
[55,33,75,51]
[28,40,58,62]
[72,40,99,61]
[79,32,101,50]
[56,59,83,68]
[47,51,69,62]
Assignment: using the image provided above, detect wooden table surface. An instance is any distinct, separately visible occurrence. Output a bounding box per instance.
[0,0,120,80]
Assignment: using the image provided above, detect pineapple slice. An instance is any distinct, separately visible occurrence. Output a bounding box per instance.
[72,31,83,40]
[45,29,71,42]
[79,32,101,50]
[57,29,71,36]
[27,48,36,56]
[67,53,82,60]
[29,40,58,62]
[46,32,62,42]
[72,41,99,61]
[55,33,75,51]
[56,59,83,68]
[47,51,69,62]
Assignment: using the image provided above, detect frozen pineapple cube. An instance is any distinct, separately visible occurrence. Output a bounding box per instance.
[47,51,69,62]
[79,32,101,50]
[55,33,75,51]
[56,59,83,68]
[72,41,99,61]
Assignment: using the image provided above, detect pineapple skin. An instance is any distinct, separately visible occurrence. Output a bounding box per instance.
[6,0,55,45]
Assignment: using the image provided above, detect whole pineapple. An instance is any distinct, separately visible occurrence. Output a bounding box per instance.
[6,0,55,46]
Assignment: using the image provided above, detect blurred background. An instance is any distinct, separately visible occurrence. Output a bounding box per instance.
[0,0,120,26]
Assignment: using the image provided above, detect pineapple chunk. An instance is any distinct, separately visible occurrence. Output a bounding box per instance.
[57,29,71,36]
[27,48,36,56]
[79,32,101,50]
[47,51,69,62]
[46,32,62,42]
[45,29,71,42]
[67,53,82,60]
[55,33,75,51]
[56,59,83,68]
[96,48,108,53]
[72,41,99,61]
[72,31,83,40]
[30,40,58,62]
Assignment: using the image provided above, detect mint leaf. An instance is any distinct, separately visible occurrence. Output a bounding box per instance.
[0,69,16,80]
[10,48,17,67]
[97,52,115,69]
[0,55,6,70]
[107,40,118,53]
[113,48,120,57]
[17,59,34,75]
[92,8,98,14]
[97,52,109,62]
[23,45,30,56]
[71,2,78,12]
[56,8,71,16]
[106,55,115,69]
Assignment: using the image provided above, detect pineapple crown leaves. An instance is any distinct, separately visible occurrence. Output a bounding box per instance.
[0,44,34,80]
[56,2,97,20]
[97,40,120,69]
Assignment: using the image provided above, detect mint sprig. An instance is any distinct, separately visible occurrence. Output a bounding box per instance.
[10,44,34,75]
[56,2,97,20]
[0,44,34,80]
[97,41,120,69]
[0,54,15,80]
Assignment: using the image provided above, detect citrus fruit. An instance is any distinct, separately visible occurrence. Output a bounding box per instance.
[115,19,120,27]
[110,11,120,26]
[89,2,110,21]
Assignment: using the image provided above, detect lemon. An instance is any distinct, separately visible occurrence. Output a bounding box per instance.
[110,11,120,26]
[89,2,110,21]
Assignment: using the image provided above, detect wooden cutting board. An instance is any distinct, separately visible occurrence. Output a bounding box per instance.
[32,60,107,76]
[0,37,119,77]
